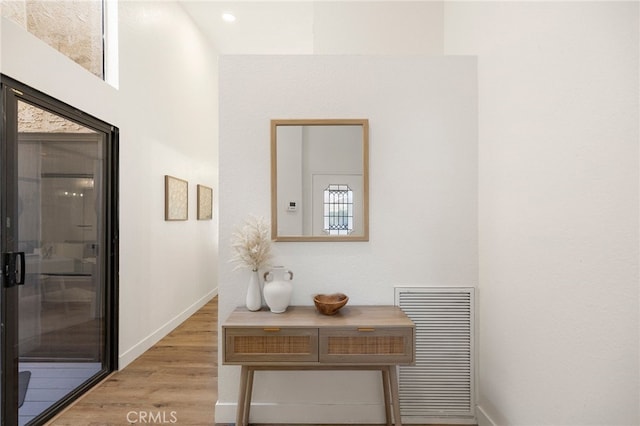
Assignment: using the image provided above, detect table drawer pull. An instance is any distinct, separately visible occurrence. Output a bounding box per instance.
[263,327,281,332]
[357,327,376,332]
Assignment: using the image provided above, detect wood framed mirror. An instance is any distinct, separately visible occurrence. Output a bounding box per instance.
[271,119,369,242]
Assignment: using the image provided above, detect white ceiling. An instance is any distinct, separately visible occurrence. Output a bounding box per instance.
[179,1,315,54]
[178,1,444,55]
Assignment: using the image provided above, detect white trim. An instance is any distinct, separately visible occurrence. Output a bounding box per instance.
[118,289,217,368]
[403,417,476,425]
[477,405,498,426]
[215,401,477,425]
[215,401,388,424]
[103,0,119,89]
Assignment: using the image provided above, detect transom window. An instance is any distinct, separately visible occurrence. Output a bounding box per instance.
[2,0,105,79]
[323,184,353,235]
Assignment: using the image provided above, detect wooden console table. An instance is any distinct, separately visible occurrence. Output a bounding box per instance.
[222,305,415,426]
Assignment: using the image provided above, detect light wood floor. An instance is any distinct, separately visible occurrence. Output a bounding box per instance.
[46,297,218,425]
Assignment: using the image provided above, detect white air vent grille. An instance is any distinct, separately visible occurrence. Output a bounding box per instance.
[395,287,475,422]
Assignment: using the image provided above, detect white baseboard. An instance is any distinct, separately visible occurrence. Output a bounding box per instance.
[215,401,475,425]
[477,405,498,426]
[118,288,217,368]
[215,401,388,424]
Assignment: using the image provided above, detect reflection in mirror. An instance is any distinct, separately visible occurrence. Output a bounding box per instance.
[271,119,369,241]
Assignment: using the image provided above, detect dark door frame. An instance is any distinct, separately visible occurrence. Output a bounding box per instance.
[0,75,119,426]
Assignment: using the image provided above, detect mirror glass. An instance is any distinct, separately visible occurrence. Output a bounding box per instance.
[271,119,369,241]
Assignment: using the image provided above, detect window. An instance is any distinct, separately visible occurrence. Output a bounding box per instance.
[323,184,354,235]
[2,0,105,79]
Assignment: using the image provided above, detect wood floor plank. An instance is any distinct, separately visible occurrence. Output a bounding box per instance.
[46,297,218,425]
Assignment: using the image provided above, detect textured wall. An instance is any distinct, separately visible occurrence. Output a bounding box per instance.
[217,55,478,423]
[445,2,639,425]
[1,0,26,26]
[2,0,103,78]
[18,102,89,133]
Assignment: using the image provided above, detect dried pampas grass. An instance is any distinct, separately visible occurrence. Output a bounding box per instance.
[230,215,273,271]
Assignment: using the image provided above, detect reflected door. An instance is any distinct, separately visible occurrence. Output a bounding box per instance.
[1,77,118,426]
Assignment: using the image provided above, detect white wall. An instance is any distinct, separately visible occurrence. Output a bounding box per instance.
[276,126,304,235]
[116,1,218,367]
[1,0,219,369]
[312,1,443,55]
[444,2,639,425]
[181,1,444,55]
[217,55,477,423]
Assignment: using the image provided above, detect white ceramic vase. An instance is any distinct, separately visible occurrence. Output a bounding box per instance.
[263,266,294,313]
[245,269,262,311]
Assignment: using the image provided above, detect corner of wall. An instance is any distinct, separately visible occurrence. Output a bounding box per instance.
[476,405,498,426]
[118,289,217,369]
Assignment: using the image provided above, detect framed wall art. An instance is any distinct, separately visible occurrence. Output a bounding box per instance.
[197,184,213,220]
[165,175,188,221]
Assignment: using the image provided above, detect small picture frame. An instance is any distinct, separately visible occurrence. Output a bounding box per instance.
[165,175,188,221]
[197,184,213,220]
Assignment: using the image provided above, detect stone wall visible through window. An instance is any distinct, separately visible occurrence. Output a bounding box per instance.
[1,0,104,79]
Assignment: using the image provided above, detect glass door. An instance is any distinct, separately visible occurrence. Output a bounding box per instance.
[1,76,118,426]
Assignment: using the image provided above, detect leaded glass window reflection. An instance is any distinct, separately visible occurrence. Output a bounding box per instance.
[323,184,353,235]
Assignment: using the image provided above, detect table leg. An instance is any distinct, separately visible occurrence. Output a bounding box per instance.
[381,368,392,426]
[236,366,249,426]
[388,365,403,426]
[243,368,255,425]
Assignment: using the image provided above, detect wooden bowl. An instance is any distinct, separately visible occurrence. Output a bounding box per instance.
[313,293,349,315]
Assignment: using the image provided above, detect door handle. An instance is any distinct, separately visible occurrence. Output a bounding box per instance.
[3,252,25,287]
[16,251,25,285]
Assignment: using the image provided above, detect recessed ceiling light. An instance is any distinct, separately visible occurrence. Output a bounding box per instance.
[222,12,236,23]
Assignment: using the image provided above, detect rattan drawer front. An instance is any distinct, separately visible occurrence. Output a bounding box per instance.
[225,328,318,363]
[319,327,414,364]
